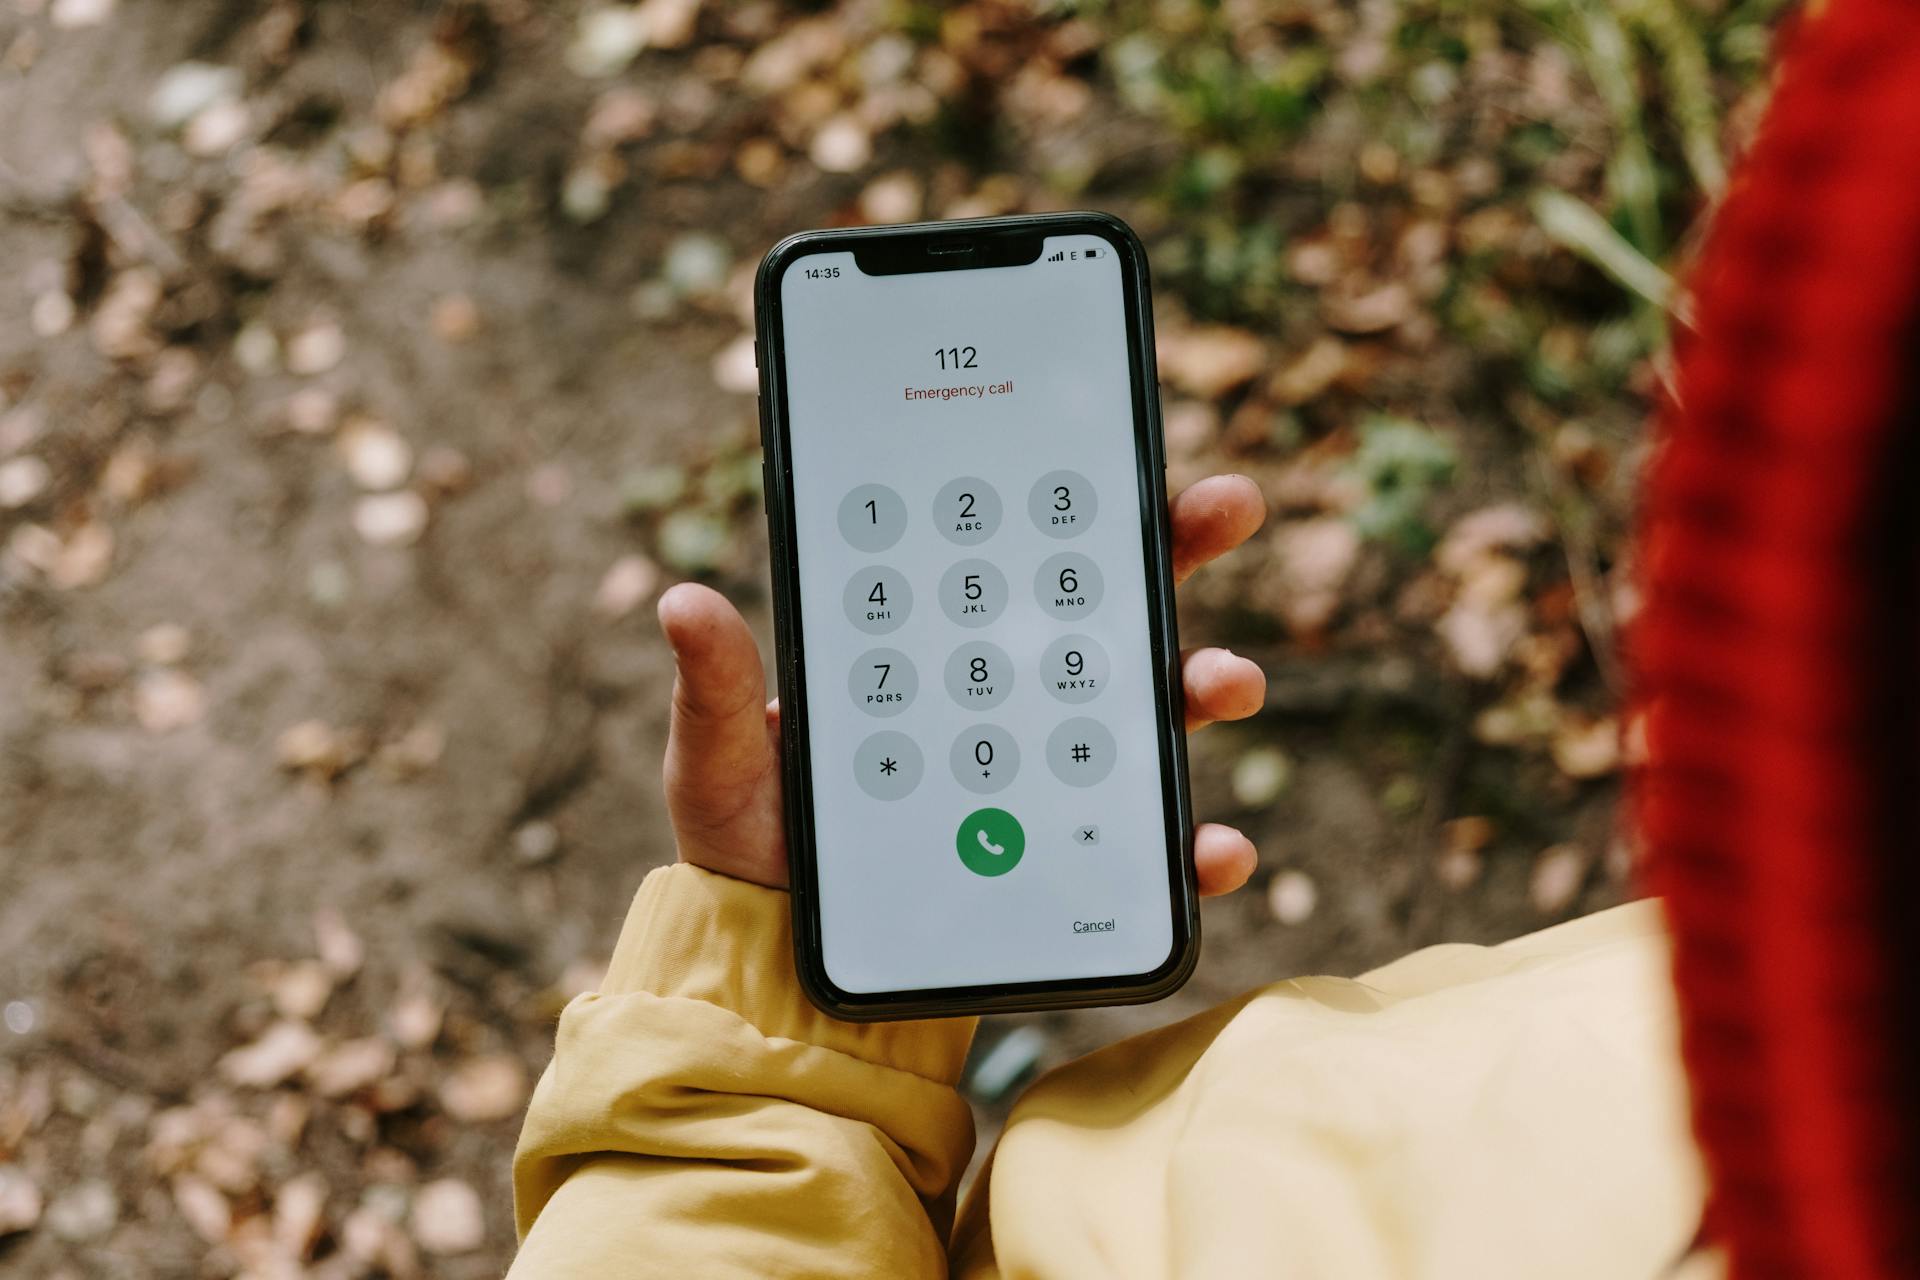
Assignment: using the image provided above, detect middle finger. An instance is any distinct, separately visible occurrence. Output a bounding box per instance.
[1183,646,1266,731]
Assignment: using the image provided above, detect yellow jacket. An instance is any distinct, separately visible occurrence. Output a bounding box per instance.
[511,865,1705,1278]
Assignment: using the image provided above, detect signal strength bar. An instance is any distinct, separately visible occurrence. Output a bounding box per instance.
[1046,250,1066,262]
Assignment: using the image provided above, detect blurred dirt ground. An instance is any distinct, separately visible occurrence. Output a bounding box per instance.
[0,0,1776,1274]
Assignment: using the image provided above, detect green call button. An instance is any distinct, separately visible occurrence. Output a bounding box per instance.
[956,807,1025,877]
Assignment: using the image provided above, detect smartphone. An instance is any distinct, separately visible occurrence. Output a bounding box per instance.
[754,212,1196,1020]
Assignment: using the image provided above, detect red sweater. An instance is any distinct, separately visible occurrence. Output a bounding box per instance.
[1638,0,1920,1272]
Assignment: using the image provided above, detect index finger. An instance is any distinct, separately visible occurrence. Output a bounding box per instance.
[1171,474,1266,585]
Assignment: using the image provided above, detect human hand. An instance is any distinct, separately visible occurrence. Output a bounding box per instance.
[657,473,1268,894]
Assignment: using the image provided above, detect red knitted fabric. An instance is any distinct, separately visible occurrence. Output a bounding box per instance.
[1638,0,1920,1274]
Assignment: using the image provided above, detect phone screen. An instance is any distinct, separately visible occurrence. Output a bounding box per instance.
[775,232,1180,996]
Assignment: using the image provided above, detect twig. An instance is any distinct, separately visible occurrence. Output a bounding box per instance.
[1532,450,1626,696]
[44,1029,184,1102]
[93,194,187,276]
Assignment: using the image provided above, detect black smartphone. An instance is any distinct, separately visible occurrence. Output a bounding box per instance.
[754,212,1196,1020]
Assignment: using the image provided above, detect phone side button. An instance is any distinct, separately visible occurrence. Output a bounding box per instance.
[1156,381,1167,469]
[761,458,770,512]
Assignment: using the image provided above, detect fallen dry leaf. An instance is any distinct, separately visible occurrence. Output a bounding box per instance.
[417,445,474,495]
[710,334,758,394]
[1473,689,1560,747]
[0,1166,42,1237]
[376,721,446,779]
[334,177,397,229]
[89,268,163,359]
[307,1037,395,1099]
[151,61,240,129]
[219,1022,323,1089]
[430,294,481,343]
[513,819,560,866]
[727,115,790,174]
[49,522,114,590]
[1231,746,1292,808]
[584,87,657,148]
[378,40,474,129]
[30,291,74,337]
[146,1101,220,1176]
[1268,336,1351,406]
[342,1203,415,1272]
[266,1094,310,1148]
[195,1115,269,1193]
[1435,816,1494,890]
[184,99,250,156]
[1436,503,1549,575]
[1273,517,1360,636]
[593,554,660,619]
[137,622,191,666]
[100,438,160,506]
[1157,325,1267,400]
[353,491,429,546]
[567,7,652,78]
[1530,843,1589,913]
[1323,280,1412,334]
[1436,598,1525,679]
[5,524,60,577]
[268,959,333,1022]
[285,388,339,436]
[808,114,872,174]
[313,906,364,978]
[859,171,923,224]
[1550,715,1621,779]
[1435,844,1482,891]
[276,720,362,777]
[0,457,50,509]
[556,957,607,1000]
[339,419,413,491]
[439,1053,528,1123]
[286,322,346,376]
[1266,869,1317,926]
[171,1174,231,1245]
[387,979,444,1052]
[45,1179,117,1243]
[411,1178,484,1255]
[51,0,115,29]
[638,0,702,49]
[1161,400,1219,461]
[273,1171,328,1262]
[135,669,207,734]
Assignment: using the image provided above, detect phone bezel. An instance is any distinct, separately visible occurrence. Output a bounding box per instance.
[754,211,1198,1021]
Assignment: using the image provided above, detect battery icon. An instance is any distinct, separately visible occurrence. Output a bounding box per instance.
[1083,247,1102,260]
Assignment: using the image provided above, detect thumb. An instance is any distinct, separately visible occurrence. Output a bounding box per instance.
[657,583,778,852]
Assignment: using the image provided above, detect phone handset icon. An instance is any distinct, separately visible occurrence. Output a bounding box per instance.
[957,808,1025,877]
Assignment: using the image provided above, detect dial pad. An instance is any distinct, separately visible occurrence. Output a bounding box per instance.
[834,473,1130,822]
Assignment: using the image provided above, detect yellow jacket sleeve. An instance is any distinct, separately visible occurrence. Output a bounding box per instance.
[509,864,976,1279]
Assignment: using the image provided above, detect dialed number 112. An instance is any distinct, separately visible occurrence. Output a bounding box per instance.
[936,346,978,370]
